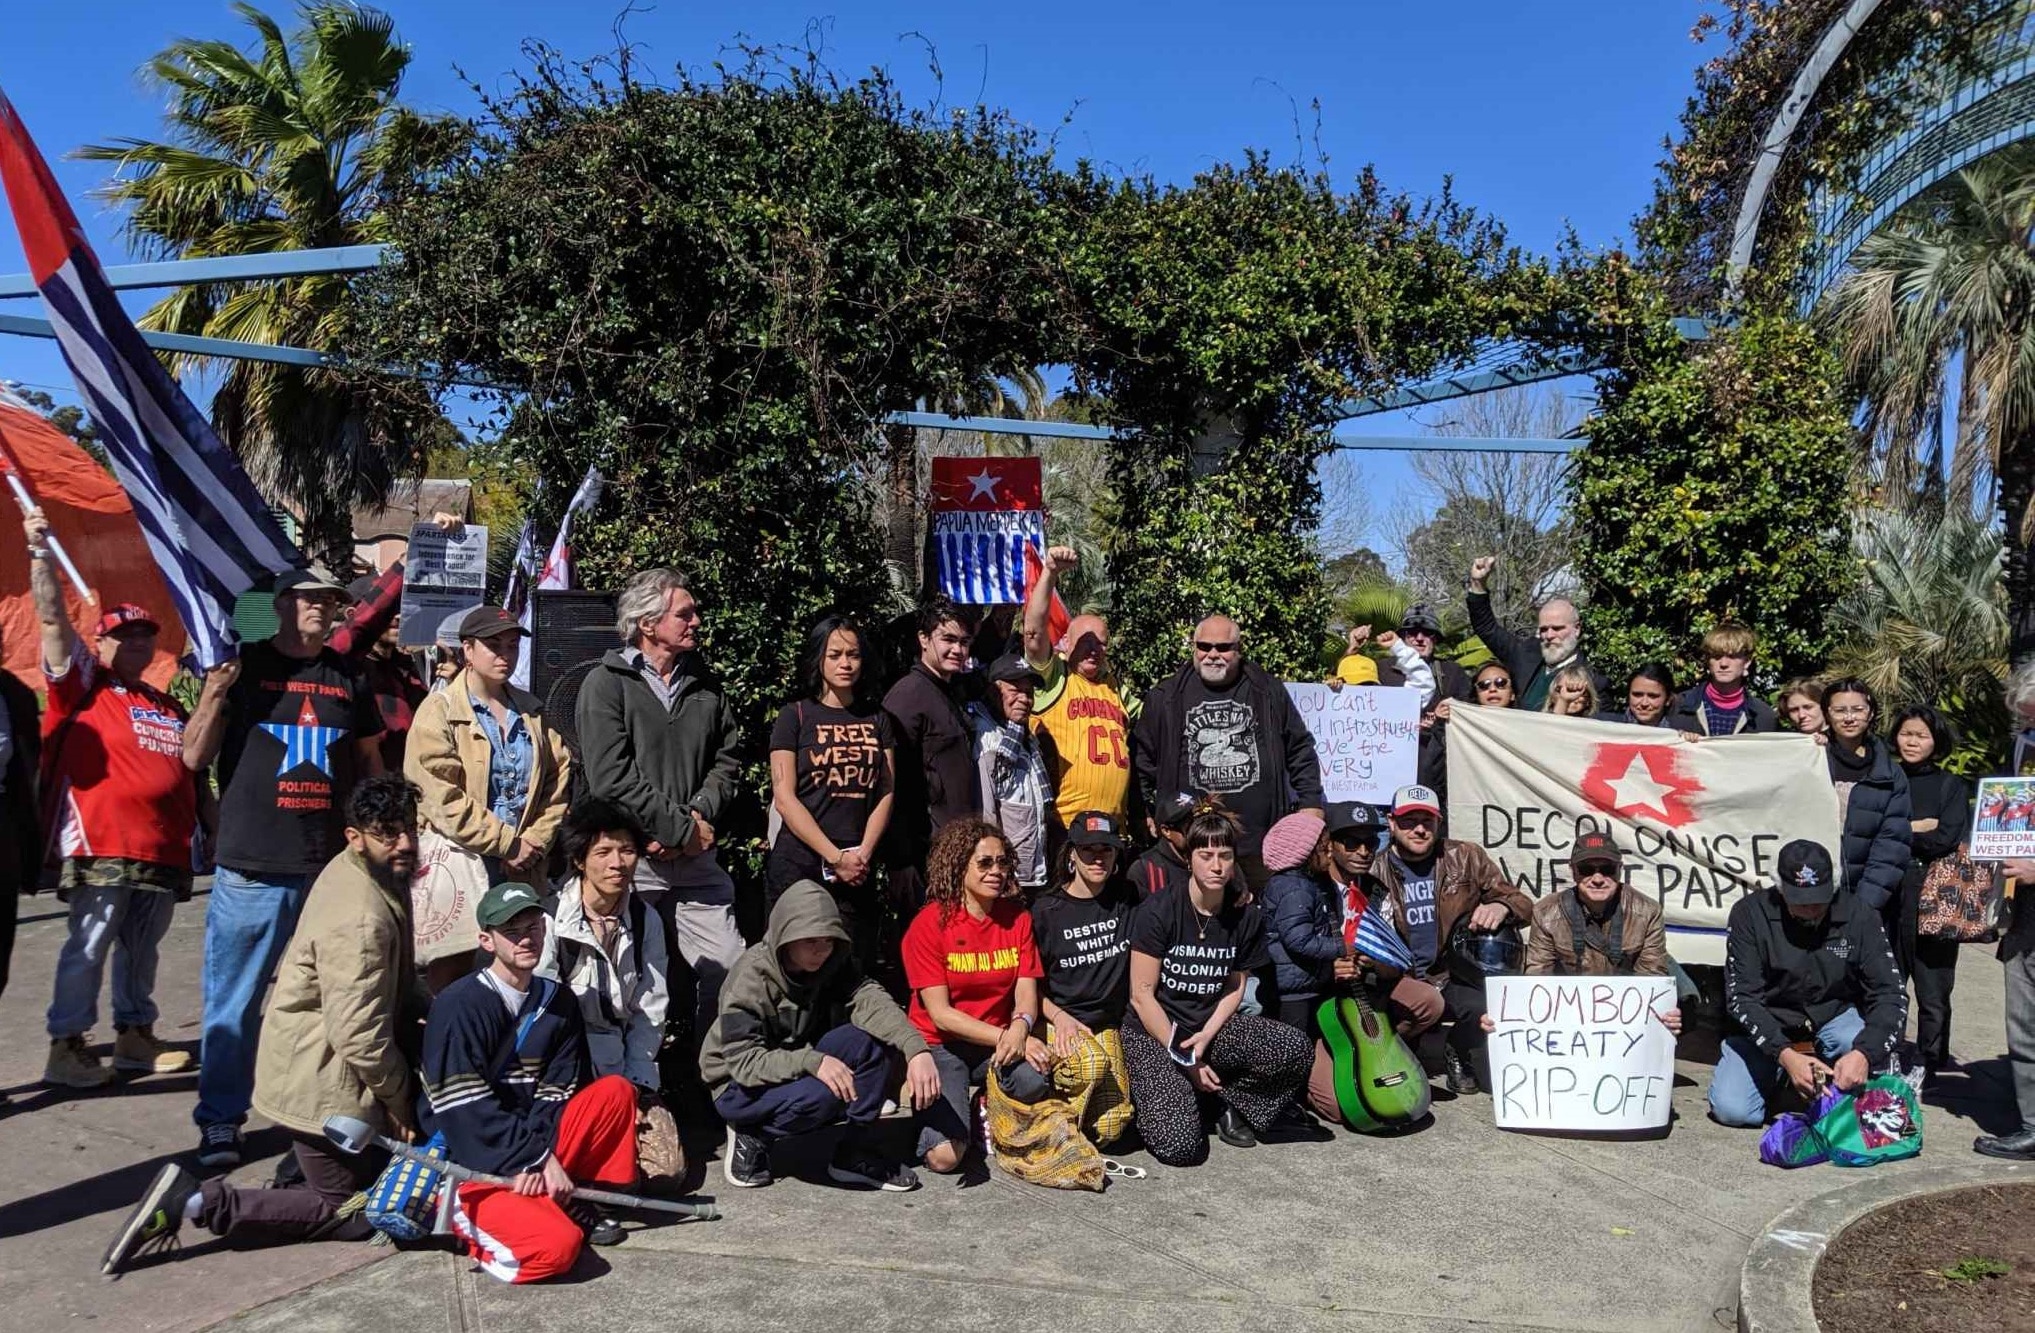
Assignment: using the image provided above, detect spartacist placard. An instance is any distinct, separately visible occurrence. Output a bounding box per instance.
[1446,707,1841,967]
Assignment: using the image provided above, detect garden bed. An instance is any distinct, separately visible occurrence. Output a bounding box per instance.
[1813,1181,2035,1333]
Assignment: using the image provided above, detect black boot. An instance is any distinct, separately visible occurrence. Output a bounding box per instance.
[1974,1127,2035,1161]
[1215,1106,1257,1148]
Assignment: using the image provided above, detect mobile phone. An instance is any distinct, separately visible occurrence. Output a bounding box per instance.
[1167,1022,1199,1066]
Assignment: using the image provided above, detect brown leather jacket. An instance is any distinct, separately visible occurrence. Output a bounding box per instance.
[1372,840,1534,984]
[1524,885,1670,977]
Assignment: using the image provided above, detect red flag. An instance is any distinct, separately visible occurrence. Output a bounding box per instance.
[0,397,184,688]
[1021,543,1071,646]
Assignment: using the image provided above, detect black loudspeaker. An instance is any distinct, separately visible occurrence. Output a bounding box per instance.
[530,590,618,724]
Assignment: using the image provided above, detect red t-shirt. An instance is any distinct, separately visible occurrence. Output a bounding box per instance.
[901,898,1043,1046]
[42,645,196,870]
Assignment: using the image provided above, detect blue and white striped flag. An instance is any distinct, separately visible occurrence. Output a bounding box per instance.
[0,89,299,669]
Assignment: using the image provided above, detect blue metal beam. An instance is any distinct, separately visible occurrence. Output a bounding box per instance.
[0,311,331,367]
[1328,433,1578,455]
[0,244,388,300]
[882,411,1116,441]
[1337,352,1602,418]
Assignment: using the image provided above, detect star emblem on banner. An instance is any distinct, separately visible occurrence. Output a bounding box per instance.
[1579,743,1702,827]
[259,698,348,778]
[964,467,1001,502]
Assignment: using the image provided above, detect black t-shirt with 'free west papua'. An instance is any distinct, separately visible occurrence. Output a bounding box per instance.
[214,640,382,877]
[1029,879,1139,1030]
[1129,882,1270,1035]
[767,699,897,879]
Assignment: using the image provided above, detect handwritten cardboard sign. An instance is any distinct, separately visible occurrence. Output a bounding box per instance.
[1284,682,1420,805]
[1485,974,1678,1133]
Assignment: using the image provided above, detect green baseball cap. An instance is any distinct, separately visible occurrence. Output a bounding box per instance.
[476,881,546,930]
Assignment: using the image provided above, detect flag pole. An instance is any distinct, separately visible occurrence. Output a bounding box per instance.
[0,437,95,604]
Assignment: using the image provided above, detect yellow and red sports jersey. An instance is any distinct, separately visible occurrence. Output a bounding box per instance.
[1030,653,1133,825]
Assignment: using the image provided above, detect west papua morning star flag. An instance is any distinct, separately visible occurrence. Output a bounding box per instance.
[0,90,297,669]
[1444,706,1841,966]
[509,466,602,690]
[930,456,1045,605]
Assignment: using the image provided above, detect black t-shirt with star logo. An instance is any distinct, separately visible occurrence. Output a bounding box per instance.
[214,640,382,877]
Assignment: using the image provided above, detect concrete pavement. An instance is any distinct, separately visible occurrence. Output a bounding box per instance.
[0,884,2024,1332]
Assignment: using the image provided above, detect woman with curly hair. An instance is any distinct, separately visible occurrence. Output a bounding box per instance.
[1540,664,1599,718]
[1124,802,1312,1166]
[902,818,1052,1174]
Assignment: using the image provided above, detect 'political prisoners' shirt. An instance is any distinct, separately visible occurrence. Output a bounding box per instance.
[214,640,381,877]
[1030,880,1139,1030]
[1129,883,1269,1034]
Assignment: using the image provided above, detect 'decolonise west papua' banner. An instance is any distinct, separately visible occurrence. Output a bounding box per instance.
[929,456,1045,604]
[1446,707,1841,966]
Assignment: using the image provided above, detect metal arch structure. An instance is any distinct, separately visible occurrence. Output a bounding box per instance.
[1799,0,2035,311]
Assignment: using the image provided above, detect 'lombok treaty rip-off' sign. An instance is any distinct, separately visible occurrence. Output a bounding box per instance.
[1284,683,1420,805]
[1486,975,1678,1132]
[1446,707,1841,966]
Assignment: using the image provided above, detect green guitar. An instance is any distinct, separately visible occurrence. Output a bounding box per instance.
[1315,984,1431,1133]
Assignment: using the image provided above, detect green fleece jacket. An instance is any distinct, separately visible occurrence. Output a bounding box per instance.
[573,648,742,852]
[699,880,929,1093]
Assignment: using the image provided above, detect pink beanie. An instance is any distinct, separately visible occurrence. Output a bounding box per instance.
[1261,811,1326,873]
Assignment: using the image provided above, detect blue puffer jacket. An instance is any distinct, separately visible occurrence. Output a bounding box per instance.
[1831,738,1913,913]
[1263,868,1346,1002]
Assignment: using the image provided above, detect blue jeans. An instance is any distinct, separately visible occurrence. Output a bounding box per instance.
[46,883,176,1038]
[1708,1006,1866,1127]
[195,867,312,1128]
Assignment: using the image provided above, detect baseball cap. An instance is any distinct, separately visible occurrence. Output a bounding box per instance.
[455,605,528,641]
[1155,791,1200,828]
[1400,603,1444,636]
[475,880,547,930]
[985,653,1044,686]
[1570,829,1622,872]
[1324,801,1384,840]
[273,567,348,597]
[1776,841,1836,905]
[346,575,379,604]
[1391,784,1442,819]
[1066,810,1126,849]
[94,603,159,638]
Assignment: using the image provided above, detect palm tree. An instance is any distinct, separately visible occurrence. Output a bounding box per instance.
[78,1,464,567]
[1827,506,2008,767]
[1821,143,2035,659]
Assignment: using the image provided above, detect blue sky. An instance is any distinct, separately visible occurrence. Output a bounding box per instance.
[0,1,1707,552]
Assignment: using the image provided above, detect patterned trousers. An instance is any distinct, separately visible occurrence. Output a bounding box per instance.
[1121,1011,1311,1167]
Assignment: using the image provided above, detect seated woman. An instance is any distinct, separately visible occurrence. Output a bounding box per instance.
[1600,664,1675,728]
[1123,803,1312,1165]
[1541,664,1599,718]
[902,818,1053,1174]
[1026,811,1139,1149]
[1260,804,1436,1039]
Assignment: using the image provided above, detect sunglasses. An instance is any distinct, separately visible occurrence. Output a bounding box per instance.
[1193,640,1239,654]
[1476,677,1511,691]
[1331,831,1382,851]
[972,854,1016,871]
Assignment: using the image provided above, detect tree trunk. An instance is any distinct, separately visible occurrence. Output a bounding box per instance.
[2003,428,2035,664]
[883,421,922,596]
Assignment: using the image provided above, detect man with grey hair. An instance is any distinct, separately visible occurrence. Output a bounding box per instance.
[1132,612,1323,891]
[576,568,744,1062]
[1977,659,2035,1160]
[1464,555,1607,712]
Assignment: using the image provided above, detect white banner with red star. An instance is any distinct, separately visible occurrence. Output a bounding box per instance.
[1445,706,1842,967]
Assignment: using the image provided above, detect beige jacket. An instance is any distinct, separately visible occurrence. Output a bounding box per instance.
[405,671,574,871]
[252,850,422,1135]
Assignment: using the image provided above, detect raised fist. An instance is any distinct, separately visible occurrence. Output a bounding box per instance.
[1045,545,1079,575]
[1469,555,1498,583]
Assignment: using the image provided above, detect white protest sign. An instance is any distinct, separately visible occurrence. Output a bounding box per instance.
[1971,777,2035,860]
[1446,707,1841,966]
[1486,974,1677,1132]
[399,522,490,647]
[1285,683,1420,805]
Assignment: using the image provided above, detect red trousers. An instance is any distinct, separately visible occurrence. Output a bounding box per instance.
[450,1074,639,1283]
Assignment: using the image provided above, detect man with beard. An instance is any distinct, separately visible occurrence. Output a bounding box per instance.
[1464,556,1606,712]
[1133,614,1323,890]
[103,778,429,1273]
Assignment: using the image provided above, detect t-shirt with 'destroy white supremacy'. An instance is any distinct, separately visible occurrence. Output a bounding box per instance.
[1030,880,1139,1030]
[1129,883,1270,1036]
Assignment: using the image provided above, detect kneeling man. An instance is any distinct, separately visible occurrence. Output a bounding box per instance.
[1708,840,1905,1127]
[704,880,940,1192]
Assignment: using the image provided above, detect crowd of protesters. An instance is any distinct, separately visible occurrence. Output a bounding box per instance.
[0,518,2024,1283]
